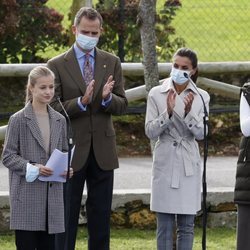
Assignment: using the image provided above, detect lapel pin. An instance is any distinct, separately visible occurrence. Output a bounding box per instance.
[103,65,106,68]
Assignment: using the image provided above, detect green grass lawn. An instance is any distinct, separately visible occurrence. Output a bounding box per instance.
[159,0,250,62]
[0,227,236,250]
[46,0,250,62]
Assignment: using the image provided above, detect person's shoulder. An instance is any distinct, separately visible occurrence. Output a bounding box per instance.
[149,78,170,94]
[242,82,250,94]
[47,47,72,64]
[197,87,210,101]
[96,47,119,60]
[12,107,25,118]
[148,84,163,97]
[8,107,25,125]
[48,105,66,121]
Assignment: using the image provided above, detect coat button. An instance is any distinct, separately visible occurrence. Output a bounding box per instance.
[189,124,192,128]
[173,141,177,146]
[50,183,53,187]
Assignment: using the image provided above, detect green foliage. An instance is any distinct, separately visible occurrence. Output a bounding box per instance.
[155,0,185,61]
[0,0,69,63]
[95,0,185,62]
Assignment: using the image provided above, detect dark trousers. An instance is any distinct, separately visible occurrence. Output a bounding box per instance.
[15,230,55,250]
[237,205,250,250]
[55,148,114,250]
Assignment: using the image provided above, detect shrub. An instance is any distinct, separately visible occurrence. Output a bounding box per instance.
[0,0,69,63]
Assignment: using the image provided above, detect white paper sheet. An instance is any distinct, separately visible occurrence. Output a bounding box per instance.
[38,146,75,183]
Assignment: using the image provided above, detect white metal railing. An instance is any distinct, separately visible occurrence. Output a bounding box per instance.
[1,62,250,77]
[0,62,245,140]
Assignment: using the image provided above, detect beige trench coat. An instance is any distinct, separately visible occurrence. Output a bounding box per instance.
[145,78,210,214]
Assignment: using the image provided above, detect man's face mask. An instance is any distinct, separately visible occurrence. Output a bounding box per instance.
[76,33,99,51]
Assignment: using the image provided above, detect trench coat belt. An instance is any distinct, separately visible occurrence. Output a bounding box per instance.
[169,136,194,189]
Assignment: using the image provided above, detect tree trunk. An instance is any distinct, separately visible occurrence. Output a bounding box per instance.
[138,0,159,93]
[69,0,93,45]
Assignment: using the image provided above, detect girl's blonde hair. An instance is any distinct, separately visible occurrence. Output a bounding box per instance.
[25,66,55,104]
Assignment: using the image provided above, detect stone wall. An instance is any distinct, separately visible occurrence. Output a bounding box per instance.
[0,189,237,232]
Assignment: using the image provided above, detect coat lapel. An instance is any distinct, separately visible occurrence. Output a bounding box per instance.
[24,102,46,151]
[93,48,108,101]
[64,47,86,96]
[48,105,61,155]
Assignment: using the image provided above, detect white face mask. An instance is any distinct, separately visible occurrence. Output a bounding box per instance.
[76,33,99,51]
[170,67,190,85]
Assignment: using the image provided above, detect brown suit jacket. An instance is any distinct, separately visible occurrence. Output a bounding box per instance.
[47,46,128,171]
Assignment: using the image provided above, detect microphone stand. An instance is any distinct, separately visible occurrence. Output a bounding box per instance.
[57,97,74,182]
[55,97,74,249]
[184,74,209,250]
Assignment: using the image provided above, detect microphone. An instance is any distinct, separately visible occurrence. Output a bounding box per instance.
[183,73,209,120]
[56,96,74,145]
[56,96,74,182]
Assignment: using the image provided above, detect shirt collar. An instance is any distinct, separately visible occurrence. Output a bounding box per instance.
[160,77,198,95]
[73,43,95,59]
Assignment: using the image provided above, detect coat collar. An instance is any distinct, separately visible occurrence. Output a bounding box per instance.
[24,102,61,154]
[63,46,108,101]
[160,77,198,95]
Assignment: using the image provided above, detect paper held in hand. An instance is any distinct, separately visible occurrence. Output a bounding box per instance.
[38,146,75,183]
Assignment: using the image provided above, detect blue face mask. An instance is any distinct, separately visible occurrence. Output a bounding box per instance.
[170,67,190,85]
[76,33,99,51]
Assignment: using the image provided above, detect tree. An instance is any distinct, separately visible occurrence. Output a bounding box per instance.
[69,0,93,45]
[0,0,68,63]
[137,0,159,92]
[96,0,184,62]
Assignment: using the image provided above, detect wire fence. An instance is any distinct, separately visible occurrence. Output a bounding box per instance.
[1,0,250,63]
[170,0,250,62]
[0,0,248,113]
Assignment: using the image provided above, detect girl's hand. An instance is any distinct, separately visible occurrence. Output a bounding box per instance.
[38,165,53,176]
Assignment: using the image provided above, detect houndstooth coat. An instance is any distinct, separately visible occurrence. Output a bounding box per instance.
[2,102,68,234]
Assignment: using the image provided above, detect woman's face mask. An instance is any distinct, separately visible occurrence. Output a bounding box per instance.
[170,67,191,85]
[76,33,99,51]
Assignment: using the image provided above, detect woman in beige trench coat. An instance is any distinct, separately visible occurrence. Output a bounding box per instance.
[145,48,210,250]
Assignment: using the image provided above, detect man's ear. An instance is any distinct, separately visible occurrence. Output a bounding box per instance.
[100,26,104,35]
[72,25,77,35]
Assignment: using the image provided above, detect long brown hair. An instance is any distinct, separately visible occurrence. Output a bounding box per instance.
[25,66,55,104]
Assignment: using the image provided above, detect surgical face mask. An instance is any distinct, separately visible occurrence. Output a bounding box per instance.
[76,33,99,51]
[170,67,190,85]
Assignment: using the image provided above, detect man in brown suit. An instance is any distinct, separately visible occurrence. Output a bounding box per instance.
[47,7,128,250]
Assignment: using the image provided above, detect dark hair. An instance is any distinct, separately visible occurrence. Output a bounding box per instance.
[74,7,103,27]
[25,66,55,104]
[173,47,198,83]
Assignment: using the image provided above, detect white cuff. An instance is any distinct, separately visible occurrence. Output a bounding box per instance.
[26,163,39,182]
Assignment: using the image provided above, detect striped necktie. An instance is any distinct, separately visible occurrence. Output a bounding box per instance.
[83,53,93,85]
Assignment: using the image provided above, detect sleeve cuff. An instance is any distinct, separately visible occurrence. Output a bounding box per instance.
[102,94,112,107]
[26,163,39,182]
[77,97,87,111]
